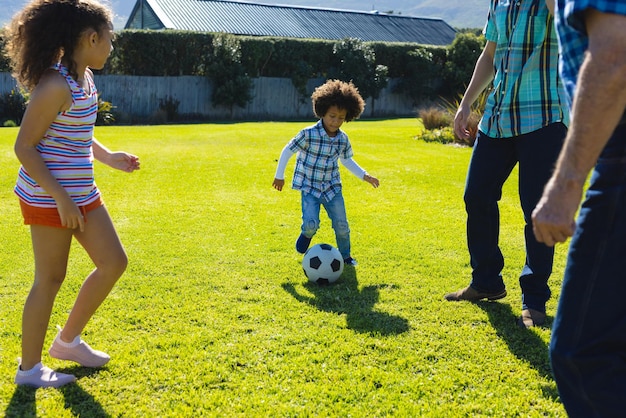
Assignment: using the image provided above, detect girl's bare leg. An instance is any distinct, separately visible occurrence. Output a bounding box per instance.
[59,205,127,342]
[20,226,73,371]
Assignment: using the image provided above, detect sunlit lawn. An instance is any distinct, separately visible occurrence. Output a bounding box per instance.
[0,119,567,416]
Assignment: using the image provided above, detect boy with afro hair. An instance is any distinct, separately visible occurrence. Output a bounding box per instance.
[273,80,379,266]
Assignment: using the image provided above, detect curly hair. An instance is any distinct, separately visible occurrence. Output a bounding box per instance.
[311,79,365,122]
[4,0,112,91]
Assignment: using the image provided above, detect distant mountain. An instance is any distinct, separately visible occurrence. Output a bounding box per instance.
[0,0,487,32]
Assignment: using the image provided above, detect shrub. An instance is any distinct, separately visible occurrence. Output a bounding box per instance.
[0,30,10,73]
[419,127,457,144]
[440,89,490,146]
[158,96,180,122]
[105,30,213,76]
[239,37,334,101]
[206,33,253,115]
[85,30,480,110]
[418,106,452,130]
[442,33,486,97]
[394,48,440,105]
[0,88,27,126]
[328,38,388,102]
[96,97,116,126]
[150,109,168,125]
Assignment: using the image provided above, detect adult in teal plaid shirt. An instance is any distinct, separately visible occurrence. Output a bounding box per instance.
[532,0,626,414]
[445,0,569,328]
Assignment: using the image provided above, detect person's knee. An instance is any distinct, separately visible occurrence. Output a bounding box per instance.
[33,268,67,292]
[302,219,319,237]
[113,251,128,277]
[463,186,488,208]
[333,220,350,237]
[99,249,128,279]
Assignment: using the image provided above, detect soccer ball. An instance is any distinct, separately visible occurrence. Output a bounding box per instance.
[302,243,344,285]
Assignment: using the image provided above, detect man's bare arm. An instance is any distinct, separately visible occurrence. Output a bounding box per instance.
[532,9,626,246]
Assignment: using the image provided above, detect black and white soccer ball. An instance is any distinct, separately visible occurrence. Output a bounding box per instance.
[302,243,344,285]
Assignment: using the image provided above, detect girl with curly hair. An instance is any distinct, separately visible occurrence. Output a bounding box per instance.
[6,0,140,388]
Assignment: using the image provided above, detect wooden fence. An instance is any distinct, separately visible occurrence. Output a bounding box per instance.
[1,72,416,121]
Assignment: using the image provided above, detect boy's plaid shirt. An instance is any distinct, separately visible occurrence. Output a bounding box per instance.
[480,0,569,138]
[287,120,353,202]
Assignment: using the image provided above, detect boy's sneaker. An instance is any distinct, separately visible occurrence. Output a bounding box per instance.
[15,360,76,388]
[295,234,312,254]
[344,257,358,266]
[48,325,110,368]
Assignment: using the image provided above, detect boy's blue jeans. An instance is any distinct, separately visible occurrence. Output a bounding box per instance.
[464,123,566,312]
[550,123,626,417]
[301,191,350,259]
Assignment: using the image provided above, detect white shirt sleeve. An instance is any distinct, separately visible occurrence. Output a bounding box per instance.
[274,145,296,179]
[340,157,366,180]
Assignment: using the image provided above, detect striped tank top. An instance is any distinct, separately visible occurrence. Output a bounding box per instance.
[15,63,101,208]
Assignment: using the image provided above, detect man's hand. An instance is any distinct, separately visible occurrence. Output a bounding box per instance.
[454,103,473,141]
[532,176,583,246]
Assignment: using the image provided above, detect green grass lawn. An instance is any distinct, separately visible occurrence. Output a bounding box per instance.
[0,119,568,416]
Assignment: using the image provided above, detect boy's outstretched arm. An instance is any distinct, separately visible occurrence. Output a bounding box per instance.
[341,157,380,188]
[273,145,295,191]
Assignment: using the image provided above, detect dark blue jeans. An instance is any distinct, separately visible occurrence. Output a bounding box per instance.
[464,123,567,311]
[550,123,626,417]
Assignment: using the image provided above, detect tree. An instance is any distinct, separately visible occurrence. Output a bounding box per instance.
[393,47,438,106]
[206,33,253,117]
[328,38,389,115]
[442,32,486,97]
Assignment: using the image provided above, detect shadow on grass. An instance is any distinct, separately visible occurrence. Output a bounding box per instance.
[5,385,36,417]
[476,301,560,402]
[5,367,110,417]
[282,265,409,336]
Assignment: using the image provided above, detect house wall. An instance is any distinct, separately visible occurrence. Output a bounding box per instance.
[0,72,416,121]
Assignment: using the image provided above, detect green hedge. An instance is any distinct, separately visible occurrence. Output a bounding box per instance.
[106,30,213,76]
[0,29,485,102]
[102,31,452,80]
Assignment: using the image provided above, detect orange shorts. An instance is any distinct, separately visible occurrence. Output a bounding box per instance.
[19,197,104,228]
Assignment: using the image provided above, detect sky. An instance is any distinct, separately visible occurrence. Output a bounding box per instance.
[0,0,134,30]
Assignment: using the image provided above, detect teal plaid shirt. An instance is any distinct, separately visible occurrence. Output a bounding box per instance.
[480,0,569,138]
